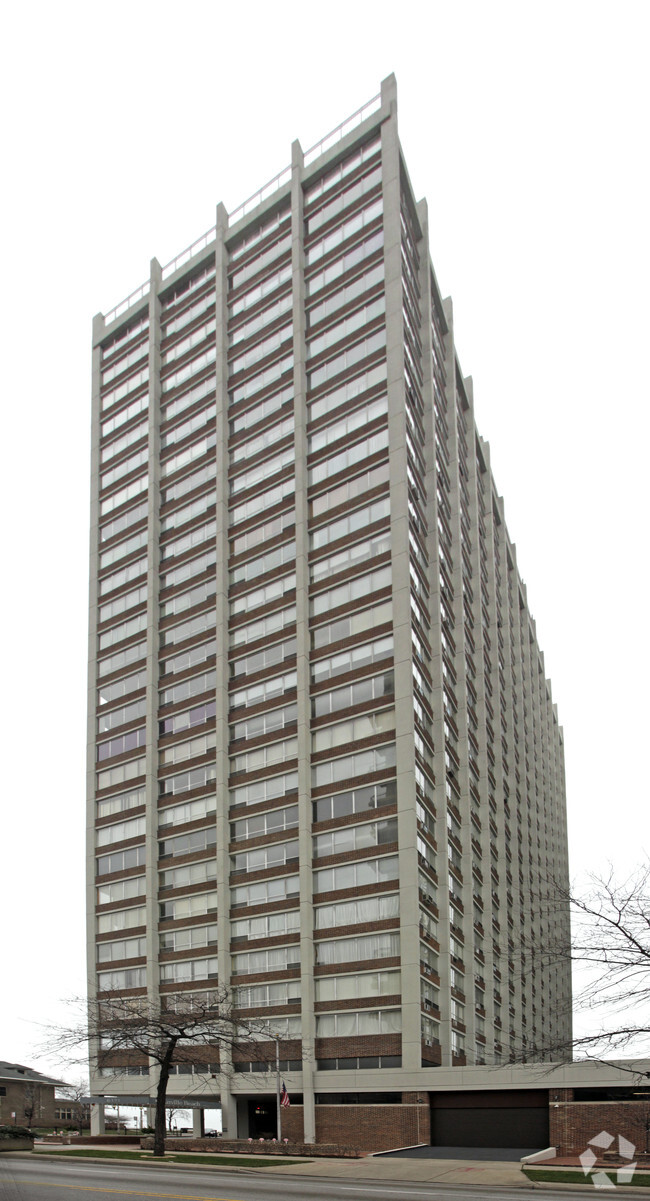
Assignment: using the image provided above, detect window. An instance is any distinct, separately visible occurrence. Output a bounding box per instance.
[310,457,388,515]
[305,197,383,266]
[312,636,392,684]
[231,945,299,975]
[315,1008,401,1037]
[234,981,300,1008]
[100,511,147,555]
[228,265,288,317]
[97,905,146,933]
[96,786,145,820]
[97,876,145,906]
[229,769,298,809]
[159,730,216,766]
[158,796,216,829]
[98,967,146,990]
[312,599,391,650]
[230,702,297,742]
[229,573,295,619]
[311,708,395,753]
[308,330,386,392]
[232,838,299,875]
[159,859,217,890]
[161,611,215,648]
[314,931,400,965]
[315,892,399,930]
[313,817,397,858]
[311,565,391,617]
[98,611,147,650]
[231,874,299,909]
[98,698,147,733]
[231,910,301,941]
[159,890,217,922]
[308,427,388,487]
[97,935,146,962]
[161,519,216,561]
[97,727,146,761]
[312,671,394,718]
[230,736,297,776]
[306,230,384,300]
[311,497,390,551]
[96,815,146,846]
[231,804,298,843]
[309,533,389,583]
[313,854,399,895]
[312,743,396,788]
[97,844,146,876]
[230,670,296,711]
[308,262,384,329]
[307,297,384,362]
[159,764,217,797]
[97,757,145,792]
[159,924,218,952]
[160,957,218,983]
[313,779,396,824]
[99,584,147,624]
[230,540,296,587]
[229,605,296,648]
[159,827,215,859]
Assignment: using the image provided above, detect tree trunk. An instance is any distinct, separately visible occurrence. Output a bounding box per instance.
[153,1038,177,1157]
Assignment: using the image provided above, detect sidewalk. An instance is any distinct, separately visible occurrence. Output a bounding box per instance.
[273,1153,532,1188]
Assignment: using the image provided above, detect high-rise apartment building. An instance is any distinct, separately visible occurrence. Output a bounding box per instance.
[87,75,571,1146]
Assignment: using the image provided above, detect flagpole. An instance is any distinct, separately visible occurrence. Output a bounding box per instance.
[275,1035,281,1142]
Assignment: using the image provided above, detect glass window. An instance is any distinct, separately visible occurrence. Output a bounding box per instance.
[315,892,399,929]
[308,428,388,488]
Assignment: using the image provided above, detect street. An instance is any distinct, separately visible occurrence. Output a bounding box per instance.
[0,1154,593,1201]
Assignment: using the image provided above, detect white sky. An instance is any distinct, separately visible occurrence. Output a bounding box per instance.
[1,0,648,1080]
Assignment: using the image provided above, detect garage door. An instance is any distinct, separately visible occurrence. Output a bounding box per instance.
[430,1090,549,1148]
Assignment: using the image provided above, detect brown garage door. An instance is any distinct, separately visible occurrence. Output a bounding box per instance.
[430,1089,549,1148]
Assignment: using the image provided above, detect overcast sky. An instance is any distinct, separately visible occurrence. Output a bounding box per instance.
[1,0,648,1079]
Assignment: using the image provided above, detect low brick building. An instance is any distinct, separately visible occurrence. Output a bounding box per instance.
[0,1061,67,1128]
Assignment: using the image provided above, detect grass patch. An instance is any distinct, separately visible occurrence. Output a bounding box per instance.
[33,1147,302,1167]
[523,1168,650,1187]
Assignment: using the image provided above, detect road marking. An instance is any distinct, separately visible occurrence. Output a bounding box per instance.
[21,1184,244,1201]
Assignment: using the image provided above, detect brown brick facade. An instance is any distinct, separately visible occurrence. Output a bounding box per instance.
[0,1080,57,1128]
[550,1101,650,1157]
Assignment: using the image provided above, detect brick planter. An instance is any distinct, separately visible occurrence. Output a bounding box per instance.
[140,1136,361,1157]
[0,1137,34,1151]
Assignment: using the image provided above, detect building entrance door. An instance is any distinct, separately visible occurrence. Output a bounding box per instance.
[247,1097,277,1140]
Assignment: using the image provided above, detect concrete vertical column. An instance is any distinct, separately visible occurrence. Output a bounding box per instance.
[192,1108,205,1137]
[291,136,315,1146]
[145,259,163,1101]
[381,78,420,1075]
[90,1101,106,1136]
[212,202,236,1130]
[416,199,447,1065]
[87,311,105,1095]
[435,295,459,1067]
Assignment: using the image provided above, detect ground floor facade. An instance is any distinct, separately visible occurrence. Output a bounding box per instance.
[90,1059,650,1155]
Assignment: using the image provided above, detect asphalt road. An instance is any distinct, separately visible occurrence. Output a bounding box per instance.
[0,1155,598,1201]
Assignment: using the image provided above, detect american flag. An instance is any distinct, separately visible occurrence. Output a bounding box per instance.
[280,1081,290,1108]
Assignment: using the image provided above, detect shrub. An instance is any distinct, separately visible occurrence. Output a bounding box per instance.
[0,1125,34,1140]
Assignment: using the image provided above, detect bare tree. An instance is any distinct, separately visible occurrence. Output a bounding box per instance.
[513,862,650,1071]
[57,1078,90,1132]
[43,988,275,1156]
